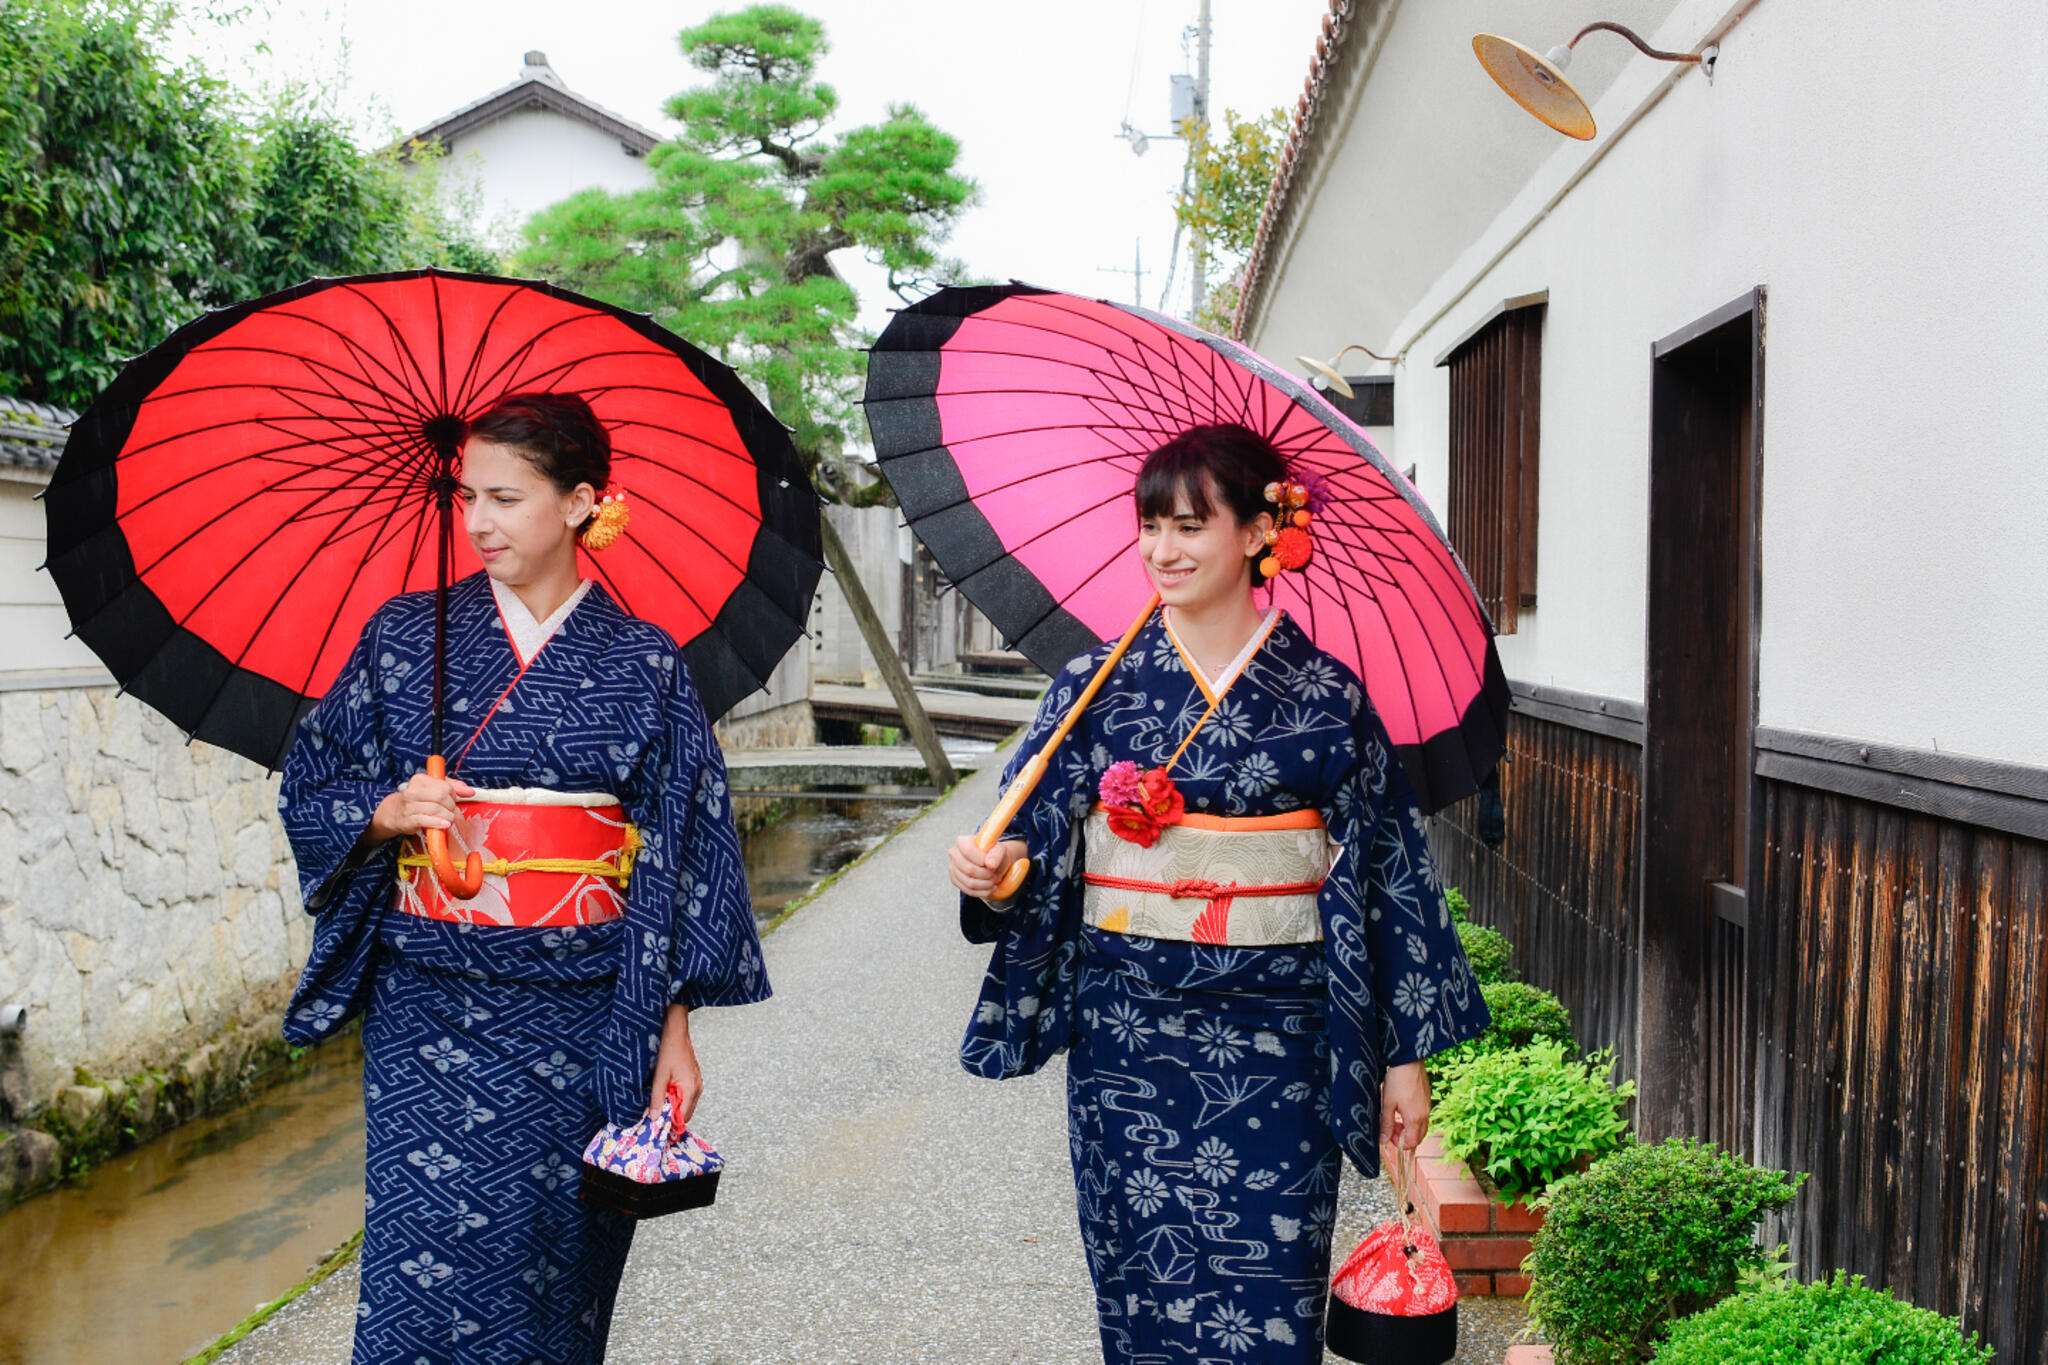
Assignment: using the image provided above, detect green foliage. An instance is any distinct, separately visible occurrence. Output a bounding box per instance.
[1434,1039,1633,1198]
[515,4,976,492]
[1445,885,1473,923]
[1457,918,1514,984]
[1173,105,1285,334]
[1653,1272,1991,1365]
[1428,980,1576,1084]
[0,0,492,409]
[1526,1138,1806,1365]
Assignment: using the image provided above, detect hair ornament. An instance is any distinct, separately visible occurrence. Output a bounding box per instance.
[1259,472,1318,578]
[580,489,630,551]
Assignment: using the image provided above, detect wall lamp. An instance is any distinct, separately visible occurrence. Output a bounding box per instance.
[1473,22,1718,140]
[1297,344,1397,400]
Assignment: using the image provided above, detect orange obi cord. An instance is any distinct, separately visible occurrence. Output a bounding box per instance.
[396,789,640,928]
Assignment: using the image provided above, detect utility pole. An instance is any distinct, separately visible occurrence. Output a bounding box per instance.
[1097,238,1145,307]
[1188,0,1212,320]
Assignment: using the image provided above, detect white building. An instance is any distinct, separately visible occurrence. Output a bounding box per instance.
[400,51,661,247]
[1237,0,2047,1345]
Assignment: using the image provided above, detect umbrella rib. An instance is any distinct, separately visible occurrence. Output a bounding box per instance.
[445,285,527,417]
[105,425,437,538]
[210,461,436,720]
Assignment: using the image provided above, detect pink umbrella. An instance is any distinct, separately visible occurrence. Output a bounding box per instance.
[863,283,1505,812]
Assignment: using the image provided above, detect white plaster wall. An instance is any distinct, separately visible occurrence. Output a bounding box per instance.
[432,107,657,246]
[1254,0,2048,766]
[0,478,104,677]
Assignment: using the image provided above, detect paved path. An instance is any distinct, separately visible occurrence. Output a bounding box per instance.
[214,762,1527,1364]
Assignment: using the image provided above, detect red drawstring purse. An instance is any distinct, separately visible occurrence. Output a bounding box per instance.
[1326,1143,1459,1363]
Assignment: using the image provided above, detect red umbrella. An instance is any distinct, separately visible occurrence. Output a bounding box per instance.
[43,270,820,773]
[864,283,1505,812]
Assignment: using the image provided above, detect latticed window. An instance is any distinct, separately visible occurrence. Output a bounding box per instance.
[1445,302,1544,633]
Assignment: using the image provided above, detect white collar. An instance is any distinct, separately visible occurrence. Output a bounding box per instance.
[491,577,593,665]
[1163,603,1282,701]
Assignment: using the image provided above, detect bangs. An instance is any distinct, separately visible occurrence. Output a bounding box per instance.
[1133,454,1217,522]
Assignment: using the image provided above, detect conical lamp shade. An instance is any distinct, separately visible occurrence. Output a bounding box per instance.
[1473,33,1596,140]
[1296,355,1356,399]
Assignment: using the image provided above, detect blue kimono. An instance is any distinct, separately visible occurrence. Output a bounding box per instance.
[963,609,1486,1364]
[280,572,767,1364]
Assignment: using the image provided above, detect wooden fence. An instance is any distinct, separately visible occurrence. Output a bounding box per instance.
[1433,707,2048,1359]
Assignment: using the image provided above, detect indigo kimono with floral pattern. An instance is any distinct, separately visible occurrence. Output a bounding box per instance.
[280,571,765,1364]
[961,610,1486,1363]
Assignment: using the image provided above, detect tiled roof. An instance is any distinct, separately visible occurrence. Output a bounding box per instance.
[0,397,75,472]
[1233,0,1381,340]
[399,56,661,158]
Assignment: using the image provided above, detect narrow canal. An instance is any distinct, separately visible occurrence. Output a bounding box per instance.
[0,792,929,1365]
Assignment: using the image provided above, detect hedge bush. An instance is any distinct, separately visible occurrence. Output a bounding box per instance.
[1526,1138,1805,1364]
[1654,1271,1991,1365]
[1428,980,1576,1084]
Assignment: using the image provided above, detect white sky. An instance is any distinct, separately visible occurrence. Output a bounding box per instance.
[179,0,1332,333]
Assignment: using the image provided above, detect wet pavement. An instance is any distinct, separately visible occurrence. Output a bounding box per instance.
[212,761,1527,1364]
[0,1034,367,1365]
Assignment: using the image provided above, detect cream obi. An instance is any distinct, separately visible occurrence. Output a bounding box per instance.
[1081,806,1335,946]
[396,788,639,928]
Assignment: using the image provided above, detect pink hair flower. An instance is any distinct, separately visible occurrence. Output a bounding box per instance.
[1098,760,1142,807]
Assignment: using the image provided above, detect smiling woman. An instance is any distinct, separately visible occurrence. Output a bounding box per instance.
[944,422,1492,1365]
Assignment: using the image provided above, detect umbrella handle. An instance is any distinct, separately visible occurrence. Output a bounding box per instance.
[969,593,1161,906]
[975,753,1046,900]
[424,754,485,899]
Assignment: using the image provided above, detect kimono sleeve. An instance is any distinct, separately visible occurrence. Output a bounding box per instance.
[279,609,398,910]
[954,648,1104,1081]
[635,646,769,1012]
[278,607,403,1045]
[1321,698,1489,1069]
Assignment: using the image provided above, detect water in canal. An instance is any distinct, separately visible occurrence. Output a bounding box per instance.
[0,792,926,1365]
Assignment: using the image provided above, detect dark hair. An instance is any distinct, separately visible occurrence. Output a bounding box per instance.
[464,392,612,499]
[1133,424,1288,582]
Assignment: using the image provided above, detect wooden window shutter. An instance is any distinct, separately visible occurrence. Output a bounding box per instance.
[1446,303,1544,633]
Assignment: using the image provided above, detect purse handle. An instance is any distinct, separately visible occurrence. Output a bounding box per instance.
[1383,1139,1446,1294]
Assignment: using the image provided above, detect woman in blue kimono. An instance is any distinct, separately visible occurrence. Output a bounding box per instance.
[949,423,1488,1363]
[280,393,767,1364]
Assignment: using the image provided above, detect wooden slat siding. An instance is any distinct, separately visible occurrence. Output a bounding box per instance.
[1994,839,2045,1353]
[1755,781,2048,1359]
[1885,804,1931,1295]
[1431,711,1642,1079]
[2015,841,2048,1356]
[1446,306,1543,634]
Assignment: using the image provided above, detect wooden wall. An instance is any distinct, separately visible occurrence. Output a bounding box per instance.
[1431,710,1643,1080]
[1434,706,2048,1360]
[1753,780,2048,1358]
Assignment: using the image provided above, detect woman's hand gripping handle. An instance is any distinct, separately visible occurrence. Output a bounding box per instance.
[953,749,1046,903]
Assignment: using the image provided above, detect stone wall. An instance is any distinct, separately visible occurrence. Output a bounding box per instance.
[0,684,308,1124]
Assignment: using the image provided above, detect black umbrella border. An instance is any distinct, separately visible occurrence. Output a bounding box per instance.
[42,267,822,770]
[863,281,1508,812]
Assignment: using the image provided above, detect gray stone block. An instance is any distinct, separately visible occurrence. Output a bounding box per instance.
[54,1083,107,1135]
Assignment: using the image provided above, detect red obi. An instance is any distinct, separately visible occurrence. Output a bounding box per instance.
[396,789,639,927]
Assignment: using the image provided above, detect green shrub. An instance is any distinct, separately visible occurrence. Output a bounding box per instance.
[1457,919,1514,984]
[1446,885,1473,923]
[1433,1039,1632,1198]
[1429,981,1577,1084]
[1526,1138,1805,1365]
[1654,1272,1991,1365]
